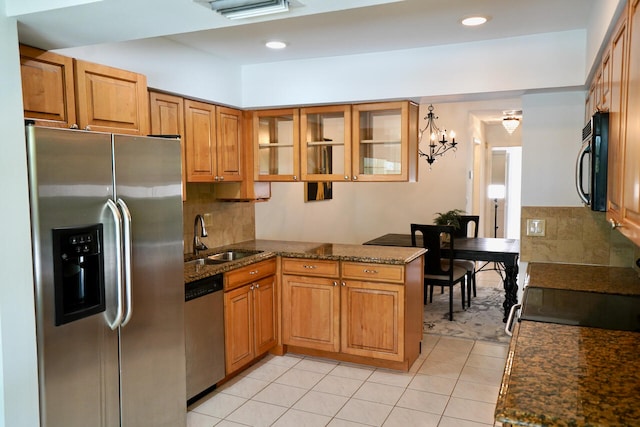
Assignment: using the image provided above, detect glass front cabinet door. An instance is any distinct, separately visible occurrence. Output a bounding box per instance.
[254,108,300,182]
[300,105,352,181]
[352,101,419,182]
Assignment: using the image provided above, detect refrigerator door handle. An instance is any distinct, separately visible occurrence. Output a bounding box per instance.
[117,198,134,327]
[106,199,125,330]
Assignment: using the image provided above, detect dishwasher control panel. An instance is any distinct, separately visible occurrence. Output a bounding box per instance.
[185,273,223,301]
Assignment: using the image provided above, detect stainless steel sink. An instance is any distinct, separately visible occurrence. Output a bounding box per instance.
[185,258,224,267]
[185,250,263,268]
[206,250,261,262]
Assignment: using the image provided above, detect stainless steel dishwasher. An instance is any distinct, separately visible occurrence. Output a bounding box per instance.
[185,273,225,403]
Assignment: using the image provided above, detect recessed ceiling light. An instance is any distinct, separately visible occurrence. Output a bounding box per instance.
[266,41,287,49]
[461,16,489,26]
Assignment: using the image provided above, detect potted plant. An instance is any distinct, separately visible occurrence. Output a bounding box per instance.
[434,209,465,242]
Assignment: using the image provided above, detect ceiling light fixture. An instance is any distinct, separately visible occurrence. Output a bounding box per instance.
[418,104,457,167]
[265,41,287,49]
[502,116,520,134]
[208,0,289,20]
[461,16,488,26]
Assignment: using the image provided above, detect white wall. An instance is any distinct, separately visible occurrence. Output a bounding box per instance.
[256,100,517,244]
[521,91,586,206]
[0,2,40,426]
[54,29,586,110]
[5,0,99,15]
[242,30,586,108]
[57,38,244,107]
[585,0,626,81]
[256,92,584,244]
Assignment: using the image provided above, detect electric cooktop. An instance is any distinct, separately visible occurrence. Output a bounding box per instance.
[520,287,640,332]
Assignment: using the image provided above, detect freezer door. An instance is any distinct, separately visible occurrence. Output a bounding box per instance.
[113,134,186,426]
[26,126,120,427]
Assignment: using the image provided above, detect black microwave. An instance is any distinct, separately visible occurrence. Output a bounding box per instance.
[576,112,609,211]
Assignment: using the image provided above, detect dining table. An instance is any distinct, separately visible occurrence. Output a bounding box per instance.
[363,234,520,322]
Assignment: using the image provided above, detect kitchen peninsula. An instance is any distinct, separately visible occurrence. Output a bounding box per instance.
[185,239,426,373]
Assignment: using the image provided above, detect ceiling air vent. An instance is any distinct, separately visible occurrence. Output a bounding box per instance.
[206,0,289,19]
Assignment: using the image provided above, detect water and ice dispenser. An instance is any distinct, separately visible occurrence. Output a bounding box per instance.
[52,224,106,326]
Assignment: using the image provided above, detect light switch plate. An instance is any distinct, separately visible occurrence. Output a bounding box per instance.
[526,219,546,236]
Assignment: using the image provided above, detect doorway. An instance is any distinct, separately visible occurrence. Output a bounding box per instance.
[488,147,522,239]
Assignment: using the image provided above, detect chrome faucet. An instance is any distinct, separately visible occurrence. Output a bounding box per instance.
[193,214,208,255]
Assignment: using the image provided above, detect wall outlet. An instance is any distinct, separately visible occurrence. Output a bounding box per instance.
[526,219,546,236]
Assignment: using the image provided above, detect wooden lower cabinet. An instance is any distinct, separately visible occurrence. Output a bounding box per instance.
[281,257,423,371]
[282,275,340,352]
[224,275,277,375]
[254,277,278,355]
[340,280,404,362]
[223,258,277,376]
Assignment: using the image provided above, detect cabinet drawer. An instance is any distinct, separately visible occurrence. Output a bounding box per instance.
[282,258,340,278]
[225,258,276,291]
[341,262,404,283]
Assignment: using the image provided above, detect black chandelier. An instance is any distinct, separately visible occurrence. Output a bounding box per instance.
[418,104,457,166]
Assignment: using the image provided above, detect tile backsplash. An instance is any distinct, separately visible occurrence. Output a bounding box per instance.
[182,183,255,254]
[521,206,638,268]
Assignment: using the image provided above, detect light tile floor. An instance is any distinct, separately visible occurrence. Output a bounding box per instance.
[188,270,509,427]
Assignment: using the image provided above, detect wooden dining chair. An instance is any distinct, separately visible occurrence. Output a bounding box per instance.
[452,215,479,303]
[411,223,467,321]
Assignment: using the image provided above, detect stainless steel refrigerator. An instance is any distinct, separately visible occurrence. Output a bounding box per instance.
[26,125,186,427]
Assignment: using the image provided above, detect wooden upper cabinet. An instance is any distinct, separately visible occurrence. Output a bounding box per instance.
[253,108,301,182]
[216,106,243,182]
[300,105,352,182]
[351,101,418,182]
[20,45,77,128]
[149,91,186,200]
[184,100,243,183]
[20,47,150,135]
[74,59,149,135]
[185,99,217,182]
[620,0,640,245]
[216,110,271,201]
[607,9,628,225]
[601,49,612,112]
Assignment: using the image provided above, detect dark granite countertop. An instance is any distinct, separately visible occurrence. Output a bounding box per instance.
[495,262,640,427]
[496,321,640,427]
[184,239,426,284]
[524,262,640,295]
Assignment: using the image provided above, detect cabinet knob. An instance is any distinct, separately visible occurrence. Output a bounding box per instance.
[219,176,224,181]
[341,282,346,287]
[85,126,91,131]
[333,281,338,286]
[610,218,622,229]
[344,175,350,180]
[303,265,317,269]
[69,124,79,129]
[250,284,255,290]
[249,270,259,275]
[255,283,260,289]
[352,176,358,181]
[293,175,298,181]
[363,269,378,274]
